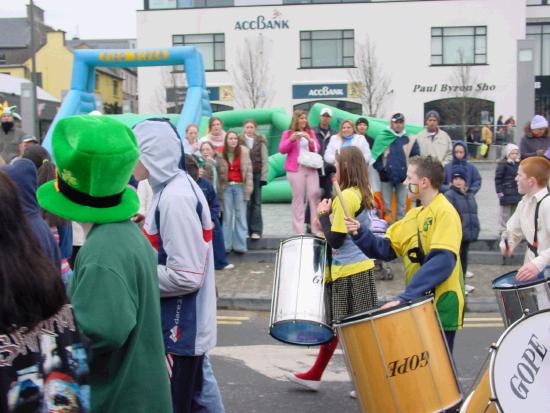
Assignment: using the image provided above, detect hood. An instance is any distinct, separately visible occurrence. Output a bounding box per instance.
[452,140,469,161]
[1,158,40,216]
[133,119,184,192]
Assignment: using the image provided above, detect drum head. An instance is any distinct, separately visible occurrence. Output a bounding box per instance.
[492,268,550,290]
[270,320,334,346]
[490,309,550,412]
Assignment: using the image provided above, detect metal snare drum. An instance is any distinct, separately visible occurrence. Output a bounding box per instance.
[269,235,334,346]
[492,267,550,327]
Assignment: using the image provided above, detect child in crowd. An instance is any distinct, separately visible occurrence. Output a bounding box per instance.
[444,165,480,295]
[494,143,521,234]
[501,156,550,281]
[217,130,253,253]
[200,141,220,193]
[240,119,268,240]
[186,154,234,271]
[184,123,201,156]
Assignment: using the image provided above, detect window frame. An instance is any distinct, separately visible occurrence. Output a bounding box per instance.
[299,29,355,69]
[172,33,225,72]
[430,25,487,67]
[527,23,550,76]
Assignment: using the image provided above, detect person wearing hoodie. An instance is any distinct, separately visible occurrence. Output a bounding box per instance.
[37,115,172,413]
[519,115,550,160]
[2,158,61,270]
[442,141,482,194]
[132,118,217,413]
[444,164,480,295]
[372,113,420,222]
[200,116,226,153]
[495,143,521,234]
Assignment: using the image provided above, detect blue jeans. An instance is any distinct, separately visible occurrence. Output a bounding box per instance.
[212,215,229,270]
[193,354,225,413]
[381,180,407,221]
[223,184,248,252]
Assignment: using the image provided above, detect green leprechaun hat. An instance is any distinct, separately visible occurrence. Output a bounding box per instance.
[37,115,139,224]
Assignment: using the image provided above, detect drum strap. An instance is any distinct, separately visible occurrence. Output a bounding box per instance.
[407,229,426,264]
[527,193,550,257]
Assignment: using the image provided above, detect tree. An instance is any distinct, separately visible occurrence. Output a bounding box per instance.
[231,34,274,109]
[349,37,392,118]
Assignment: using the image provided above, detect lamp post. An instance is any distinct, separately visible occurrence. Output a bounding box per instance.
[28,0,39,138]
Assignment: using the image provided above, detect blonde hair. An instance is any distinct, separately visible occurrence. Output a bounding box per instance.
[338,119,356,138]
[289,110,309,132]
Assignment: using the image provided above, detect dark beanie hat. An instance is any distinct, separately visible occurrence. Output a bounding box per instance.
[425,110,440,121]
[451,164,467,180]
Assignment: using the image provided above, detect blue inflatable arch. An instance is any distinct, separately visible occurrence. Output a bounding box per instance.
[43,47,211,151]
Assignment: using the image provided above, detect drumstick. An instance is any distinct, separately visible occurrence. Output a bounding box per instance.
[332,176,358,236]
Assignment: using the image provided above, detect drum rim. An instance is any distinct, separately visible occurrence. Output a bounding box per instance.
[280,234,327,245]
[334,296,435,327]
[270,319,335,346]
[489,307,550,411]
[492,270,550,290]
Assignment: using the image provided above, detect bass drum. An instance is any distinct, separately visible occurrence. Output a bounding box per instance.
[269,235,334,346]
[490,309,550,412]
[335,297,462,413]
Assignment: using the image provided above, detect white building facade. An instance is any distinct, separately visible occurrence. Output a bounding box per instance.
[137,0,543,130]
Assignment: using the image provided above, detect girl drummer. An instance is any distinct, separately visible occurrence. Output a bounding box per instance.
[286,146,379,392]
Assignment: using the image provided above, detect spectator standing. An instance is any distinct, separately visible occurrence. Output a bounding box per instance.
[37,115,172,413]
[279,110,322,235]
[200,117,226,153]
[218,130,253,253]
[415,110,453,166]
[372,113,420,222]
[133,118,216,413]
[495,143,521,234]
[519,115,550,160]
[240,119,268,240]
[442,141,482,195]
[200,141,220,192]
[0,103,25,163]
[316,108,337,199]
[0,171,90,413]
[481,122,493,159]
[184,123,201,156]
[356,117,381,194]
[444,165,480,295]
[324,119,372,166]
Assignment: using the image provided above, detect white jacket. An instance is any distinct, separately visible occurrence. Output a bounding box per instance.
[323,133,372,165]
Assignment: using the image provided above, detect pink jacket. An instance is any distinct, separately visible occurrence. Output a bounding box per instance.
[279,129,320,172]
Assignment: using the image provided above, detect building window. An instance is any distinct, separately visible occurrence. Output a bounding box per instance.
[294,100,362,115]
[431,26,487,65]
[0,53,6,64]
[113,80,119,96]
[527,24,550,76]
[34,72,43,88]
[300,30,354,68]
[173,33,225,71]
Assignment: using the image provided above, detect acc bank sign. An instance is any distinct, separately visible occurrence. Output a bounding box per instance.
[235,11,289,30]
[293,84,348,99]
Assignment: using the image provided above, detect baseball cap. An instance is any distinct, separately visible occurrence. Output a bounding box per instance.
[320,108,332,117]
[22,135,39,144]
[391,113,405,122]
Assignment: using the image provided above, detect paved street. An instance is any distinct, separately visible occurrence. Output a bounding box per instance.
[211,310,505,413]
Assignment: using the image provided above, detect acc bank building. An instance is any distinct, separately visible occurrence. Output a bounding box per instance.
[137,0,549,129]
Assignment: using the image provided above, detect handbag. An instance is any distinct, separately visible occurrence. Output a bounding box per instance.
[479,143,489,156]
[298,138,323,169]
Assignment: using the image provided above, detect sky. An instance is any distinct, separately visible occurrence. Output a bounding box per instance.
[0,0,142,40]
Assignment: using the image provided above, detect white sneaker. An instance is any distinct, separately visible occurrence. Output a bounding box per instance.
[350,390,357,399]
[465,271,474,278]
[223,263,235,270]
[285,373,320,391]
[465,284,475,293]
[250,233,261,240]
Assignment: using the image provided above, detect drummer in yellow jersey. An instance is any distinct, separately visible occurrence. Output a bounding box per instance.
[345,156,464,352]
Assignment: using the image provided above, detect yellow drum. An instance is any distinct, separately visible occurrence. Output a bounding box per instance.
[459,368,497,413]
[335,297,462,413]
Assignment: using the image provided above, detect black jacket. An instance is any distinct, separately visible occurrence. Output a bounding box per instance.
[444,186,480,242]
[494,160,521,206]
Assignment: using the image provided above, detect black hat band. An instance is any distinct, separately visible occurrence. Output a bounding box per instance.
[56,173,124,208]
